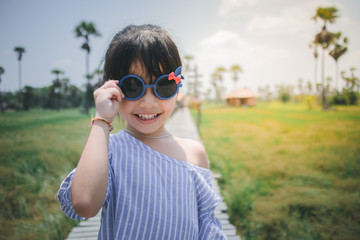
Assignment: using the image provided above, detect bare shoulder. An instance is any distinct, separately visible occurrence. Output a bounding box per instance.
[175,137,210,169]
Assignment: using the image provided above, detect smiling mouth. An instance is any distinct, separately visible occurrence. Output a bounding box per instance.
[135,113,160,121]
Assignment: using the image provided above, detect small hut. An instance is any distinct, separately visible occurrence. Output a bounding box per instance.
[225,88,258,106]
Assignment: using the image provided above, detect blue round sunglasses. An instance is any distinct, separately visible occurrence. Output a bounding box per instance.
[118,66,184,101]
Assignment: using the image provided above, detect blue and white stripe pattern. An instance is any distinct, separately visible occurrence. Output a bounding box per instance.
[57,130,227,239]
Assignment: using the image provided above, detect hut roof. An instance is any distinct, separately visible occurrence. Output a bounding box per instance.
[225,88,259,99]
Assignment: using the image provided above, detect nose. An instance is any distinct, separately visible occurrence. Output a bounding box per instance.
[139,87,158,107]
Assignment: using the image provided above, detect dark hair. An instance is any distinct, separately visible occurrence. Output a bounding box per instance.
[103,24,182,83]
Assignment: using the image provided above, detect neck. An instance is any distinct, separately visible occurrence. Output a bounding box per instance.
[124,128,172,139]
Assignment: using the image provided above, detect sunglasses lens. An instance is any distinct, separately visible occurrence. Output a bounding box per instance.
[120,77,143,99]
[156,77,178,99]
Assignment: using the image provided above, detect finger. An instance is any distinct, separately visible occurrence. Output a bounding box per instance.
[106,88,122,102]
[108,81,124,99]
[118,88,125,99]
[106,83,123,101]
[101,80,118,89]
[108,79,119,86]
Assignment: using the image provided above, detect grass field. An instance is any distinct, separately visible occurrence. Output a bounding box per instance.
[196,102,360,240]
[0,109,95,239]
[1,103,359,239]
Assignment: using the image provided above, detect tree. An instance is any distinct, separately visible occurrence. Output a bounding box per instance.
[309,42,319,94]
[275,84,293,103]
[14,46,25,109]
[258,85,273,102]
[183,55,194,72]
[0,66,4,112]
[340,68,359,104]
[230,65,243,89]
[60,78,70,108]
[215,66,226,82]
[51,69,64,110]
[210,73,219,101]
[23,86,34,111]
[92,68,104,89]
[188,65,203,98]
[51,69,64,80]
[329,33,348,92]
[312,6,339,110]
[183,55,195,96]
[312,7,339,26]
[306,81,313,95]
[298,78,304,95]
[0,66,4,84]
[75,21,101,114]
[67,84,83,108]
[342,68,359,91]
[211,67,226,102]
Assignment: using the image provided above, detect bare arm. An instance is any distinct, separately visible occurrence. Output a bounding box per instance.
[71,80,123,218]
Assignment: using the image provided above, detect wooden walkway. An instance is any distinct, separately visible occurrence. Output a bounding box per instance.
[66,107,240,239]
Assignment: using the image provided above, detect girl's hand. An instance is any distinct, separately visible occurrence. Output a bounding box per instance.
[93,80,124,123]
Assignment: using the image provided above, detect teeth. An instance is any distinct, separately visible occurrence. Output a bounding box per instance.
[137,114,158,120]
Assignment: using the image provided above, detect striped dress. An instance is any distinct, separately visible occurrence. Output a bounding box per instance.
[57,130,227,239]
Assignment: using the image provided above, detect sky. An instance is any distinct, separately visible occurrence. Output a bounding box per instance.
[1,0,359,97]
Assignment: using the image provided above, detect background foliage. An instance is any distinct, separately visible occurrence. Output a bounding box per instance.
[197,102,360,240]
[0,109,89,239]
[0,109,125,239]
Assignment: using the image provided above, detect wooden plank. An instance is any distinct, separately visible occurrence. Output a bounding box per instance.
[227,236,242,240]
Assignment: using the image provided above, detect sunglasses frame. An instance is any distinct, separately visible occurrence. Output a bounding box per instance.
[118,71,183,101]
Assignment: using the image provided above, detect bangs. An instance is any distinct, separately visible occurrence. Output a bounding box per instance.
[104,25,182,83]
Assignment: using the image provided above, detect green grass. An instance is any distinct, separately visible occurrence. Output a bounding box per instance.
[2,104,359,239]
[0,109,98,239]
[196,102,360,240]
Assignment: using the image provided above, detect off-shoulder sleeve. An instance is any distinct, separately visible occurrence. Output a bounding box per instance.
[56,169,84,221]
[56,165,113,220]
[56,135,116,220]
[196,171,228,239]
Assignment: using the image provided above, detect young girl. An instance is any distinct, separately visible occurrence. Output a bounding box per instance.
[57,24,226,239]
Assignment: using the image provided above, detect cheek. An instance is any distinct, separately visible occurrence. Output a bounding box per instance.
[162,99,176,115]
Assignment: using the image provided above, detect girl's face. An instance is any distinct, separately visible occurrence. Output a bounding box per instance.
[118,61,177,136]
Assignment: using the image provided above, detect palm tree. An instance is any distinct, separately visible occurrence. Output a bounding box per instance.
[312,6,339,26]
[51,69,64,80]
[342,68,359,92]
[313,26,336,109]
[329,33,348,92]
[61,77,70,108]
[312,6,339,109]
[0,66,4,87]
[188,65,203,98]
[183,55,195,96]
[75,21,101,114]
[183,55,194,72]
[210,73,219,101]
[93,68,104,88]
[215,66,226,82]
[298,78,304,95]
[14,46,25,109]
[309,42,319,94]
[340,68,359,105]
[306,81,313,95]
[0,66,4,112]
[211,67,226,102]
[51,69,64,110]
[230,65,243,89]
